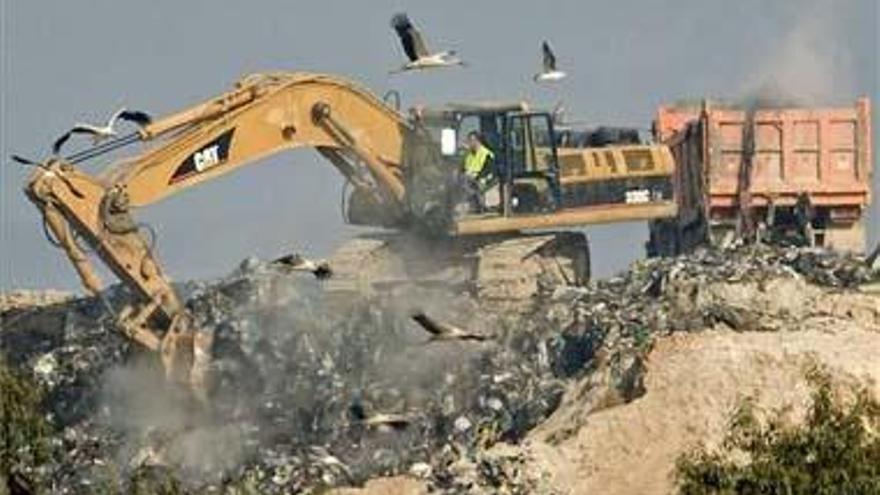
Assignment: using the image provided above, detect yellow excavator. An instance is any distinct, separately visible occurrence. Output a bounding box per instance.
[22,72,676,391]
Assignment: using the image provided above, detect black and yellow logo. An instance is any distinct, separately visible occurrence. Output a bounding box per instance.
[169,128,235,184]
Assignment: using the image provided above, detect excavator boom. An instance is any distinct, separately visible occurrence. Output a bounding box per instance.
[104,73,409,207]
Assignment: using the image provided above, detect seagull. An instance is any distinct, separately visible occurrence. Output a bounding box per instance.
[534,41,566,82]
[410,311,493,342]
[272,253,333,279]
[390,12,464,73]
[52,108,152,155]
[349,402,411,431]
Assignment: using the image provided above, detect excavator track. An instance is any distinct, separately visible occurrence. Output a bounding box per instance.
[475,232,590,308]
[324,231,590,311]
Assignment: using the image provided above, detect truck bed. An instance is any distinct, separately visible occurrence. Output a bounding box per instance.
[650,97,873,254]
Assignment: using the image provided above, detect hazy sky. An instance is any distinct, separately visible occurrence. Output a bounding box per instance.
[1,0,877,291]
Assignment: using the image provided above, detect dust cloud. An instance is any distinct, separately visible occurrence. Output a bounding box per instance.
[738,2,856,106]
[93,255,500,487]
[100,356,248,483]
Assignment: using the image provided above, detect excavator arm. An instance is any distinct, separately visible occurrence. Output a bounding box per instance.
[24,72,421,390]
[105,72,409,206]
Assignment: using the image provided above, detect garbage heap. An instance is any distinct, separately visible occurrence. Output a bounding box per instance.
[0,245,877,494]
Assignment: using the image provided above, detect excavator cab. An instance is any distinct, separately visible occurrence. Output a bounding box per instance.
[418,103,563,218]
[503,111,562,214]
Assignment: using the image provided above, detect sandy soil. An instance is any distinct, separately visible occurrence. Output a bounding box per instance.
[328,476,427,495]
[527,319,880,494]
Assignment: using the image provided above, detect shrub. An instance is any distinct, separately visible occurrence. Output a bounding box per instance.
[0,357,52,492]
[676,365,880,494]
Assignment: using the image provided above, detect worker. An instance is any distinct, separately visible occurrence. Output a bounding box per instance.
[464,131,494,181]
[462,131,495,211]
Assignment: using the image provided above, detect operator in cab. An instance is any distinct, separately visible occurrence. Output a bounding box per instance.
[462,131,495,212]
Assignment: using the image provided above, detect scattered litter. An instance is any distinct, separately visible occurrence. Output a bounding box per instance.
[1,244,876,493]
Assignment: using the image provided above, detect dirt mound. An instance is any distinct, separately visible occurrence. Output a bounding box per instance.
[526,324,880,494]
[328,476,426,495]
[1,245,877,493]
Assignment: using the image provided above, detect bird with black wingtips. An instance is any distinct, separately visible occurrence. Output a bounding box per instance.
[271,253,333,279]
[10,154,43,167]
[534,41,567,82]
[349,401,411,431]
[52,107,152,155]
[390,12,465,73]
[9,154,85,198]
[410,311,493,342]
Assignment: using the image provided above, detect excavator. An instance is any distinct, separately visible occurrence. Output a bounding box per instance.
[22,71,676,392]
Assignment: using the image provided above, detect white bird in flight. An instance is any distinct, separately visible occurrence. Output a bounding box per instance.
[411,311,493,342]
[534,41,567,82]
[349,402,411,431]
[390,12,465,73]
[272,253,333,279]
[52,107,152,155]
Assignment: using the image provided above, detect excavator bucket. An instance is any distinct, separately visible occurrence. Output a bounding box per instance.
[159,314,214,399]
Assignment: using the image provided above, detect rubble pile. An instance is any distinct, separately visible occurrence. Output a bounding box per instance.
[1,263,568,493]
[0,290,73,313]
[540,244,879,415]
[1,244,877,493]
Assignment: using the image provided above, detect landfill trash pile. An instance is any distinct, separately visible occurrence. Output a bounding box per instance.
[1,244,878,493]
[1,261,568,494]
[0,290,73,313]
[540,244,880,412]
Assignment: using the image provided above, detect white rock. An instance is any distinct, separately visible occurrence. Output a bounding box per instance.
[410,461,432,478]
[33,352,57,385]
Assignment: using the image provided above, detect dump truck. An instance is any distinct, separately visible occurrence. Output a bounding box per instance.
[647,98,872,256]
[20,72,677,390]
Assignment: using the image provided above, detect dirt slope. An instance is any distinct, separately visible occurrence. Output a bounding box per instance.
[525,292,880,495]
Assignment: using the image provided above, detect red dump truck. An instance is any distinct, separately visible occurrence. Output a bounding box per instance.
[647,97,873,255]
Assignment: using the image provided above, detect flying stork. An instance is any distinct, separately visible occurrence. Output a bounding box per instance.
[52,107,152,155]
[390,12,465,73]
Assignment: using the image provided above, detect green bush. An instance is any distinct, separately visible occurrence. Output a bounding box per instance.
[0,357,52,492]
[676,365,880,495]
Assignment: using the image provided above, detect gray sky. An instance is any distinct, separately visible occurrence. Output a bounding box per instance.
[1,0,877,292]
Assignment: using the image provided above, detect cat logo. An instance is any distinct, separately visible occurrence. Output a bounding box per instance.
[194,145,220,172]
[169,128,235,184]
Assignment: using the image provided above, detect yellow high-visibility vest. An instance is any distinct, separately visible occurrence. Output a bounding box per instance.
[464,145,494,178]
